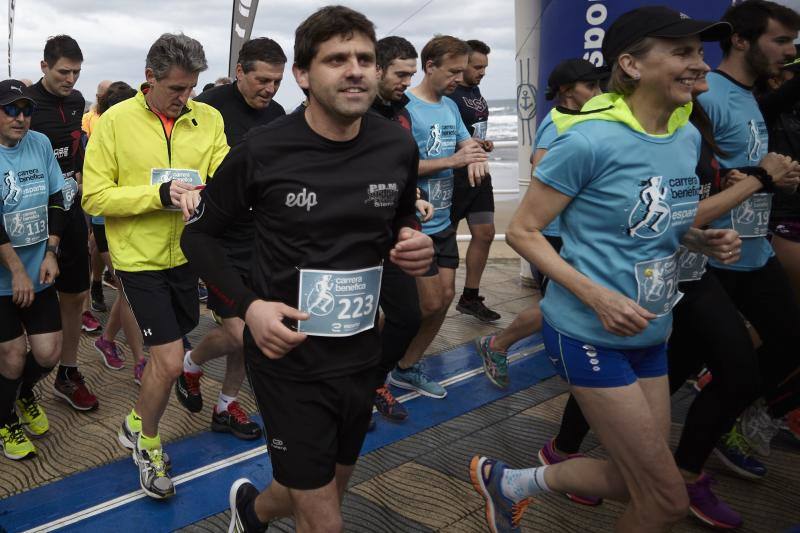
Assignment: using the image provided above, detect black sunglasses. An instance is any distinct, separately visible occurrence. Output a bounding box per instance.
[2,102,35,118]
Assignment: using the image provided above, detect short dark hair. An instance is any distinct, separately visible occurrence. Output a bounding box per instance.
[202,82,215,92]
[43,35,83,65]
[101,82,137,112]
[466,39,491,56]
[420,35,470,72]
[720,0,800,55]
[238,37,287,73]
[294,5,376,70]
[376,36,417,70]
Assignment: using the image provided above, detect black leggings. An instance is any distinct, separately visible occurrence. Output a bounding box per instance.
[554,271,762,474]
[375,261,421,387]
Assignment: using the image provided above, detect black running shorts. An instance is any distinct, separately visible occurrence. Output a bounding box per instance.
[116,263,199,347]
[450,175,494,226]
[0,286,61,343]
[91,223,109,254]
[55,206,90,294]
[423,225,460,277]
[246,357,374,490]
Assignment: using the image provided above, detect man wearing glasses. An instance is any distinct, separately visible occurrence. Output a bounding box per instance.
[0,79,66,460]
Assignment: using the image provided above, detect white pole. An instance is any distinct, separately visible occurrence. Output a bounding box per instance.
[514,0,541,285]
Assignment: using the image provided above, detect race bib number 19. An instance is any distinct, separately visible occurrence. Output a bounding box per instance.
[730,193,771,238]
[297,265,383,337]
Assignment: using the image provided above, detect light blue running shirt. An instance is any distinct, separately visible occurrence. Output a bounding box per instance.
[405,91,470,235]
[535,94,701,348]
[0,130,64,295]
[697,71,771,271]
[533,108,571,237]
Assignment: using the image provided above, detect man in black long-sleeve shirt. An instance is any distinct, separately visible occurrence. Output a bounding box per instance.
[181,6,433,532]
[174,37,288,441]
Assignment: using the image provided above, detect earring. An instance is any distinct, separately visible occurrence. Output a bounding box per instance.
[632,73,641,80]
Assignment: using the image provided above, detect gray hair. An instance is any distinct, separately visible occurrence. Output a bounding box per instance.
[146,33,208,80]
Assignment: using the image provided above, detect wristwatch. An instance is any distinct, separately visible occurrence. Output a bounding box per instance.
[46,243,59,256]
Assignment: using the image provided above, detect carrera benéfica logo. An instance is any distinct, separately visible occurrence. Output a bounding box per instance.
[285,187,318,212]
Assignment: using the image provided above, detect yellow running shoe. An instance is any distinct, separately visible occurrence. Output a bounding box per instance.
[17,395,49,436]
[0,420,36,459]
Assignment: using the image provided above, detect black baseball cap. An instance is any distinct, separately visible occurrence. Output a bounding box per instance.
[0,79,35,106]
[602,6,731,66]
[545,59,608,100]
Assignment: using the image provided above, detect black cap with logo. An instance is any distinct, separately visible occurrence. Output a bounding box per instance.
[546,59,609,100]
[602,6,731,66]
[0,79,35,106]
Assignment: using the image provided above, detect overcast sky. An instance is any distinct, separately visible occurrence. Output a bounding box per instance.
[7,0,516,108]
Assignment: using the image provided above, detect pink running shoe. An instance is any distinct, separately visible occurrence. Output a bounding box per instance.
[538,438,602,506]
[94,337,124,370]
[80,311,102,333]
[134,357,147,386]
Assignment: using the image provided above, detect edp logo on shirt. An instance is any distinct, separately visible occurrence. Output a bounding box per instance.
[285,187,318,212]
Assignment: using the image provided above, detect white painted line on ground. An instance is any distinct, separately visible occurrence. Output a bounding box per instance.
[23,341,544,532]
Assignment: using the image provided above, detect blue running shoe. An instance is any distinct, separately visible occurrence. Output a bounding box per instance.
[714,426,767,480]
[389,363,446,399]
[469,455,531,533]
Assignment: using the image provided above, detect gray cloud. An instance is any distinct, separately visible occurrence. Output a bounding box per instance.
[8,0,515,108]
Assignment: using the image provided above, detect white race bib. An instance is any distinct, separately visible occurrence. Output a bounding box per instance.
[151,168,202,211]
[4,205,48,247]
[634,251,683,316]
[730,193,771,238]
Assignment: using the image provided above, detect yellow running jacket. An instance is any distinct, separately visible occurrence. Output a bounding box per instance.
[82,90,229,272]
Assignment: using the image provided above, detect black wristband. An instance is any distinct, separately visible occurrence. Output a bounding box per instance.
[737,166,775,193]
[46,243,59,255]
[159,181,173,207]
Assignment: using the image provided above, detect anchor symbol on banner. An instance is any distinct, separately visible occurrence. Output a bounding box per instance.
[516,57,537,146]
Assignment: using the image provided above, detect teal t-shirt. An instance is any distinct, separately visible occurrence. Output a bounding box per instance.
[697,71,772,271]
[0,131,65,295]
[405,91,470,235]
[534,109,561,237]
[535,119,701,348]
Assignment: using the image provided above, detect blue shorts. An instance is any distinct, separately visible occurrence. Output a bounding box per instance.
[542,320,667,388]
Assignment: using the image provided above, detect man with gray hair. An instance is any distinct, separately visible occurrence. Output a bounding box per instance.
[82,32,229,499]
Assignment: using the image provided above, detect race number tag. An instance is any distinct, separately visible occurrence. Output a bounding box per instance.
[426,176,453,211]
[730,193,771,238]
[151,168,202,210]
[634,251,683,316]
[3,205,48,247]
[297,266,383,337]
[62,177,79,211]
[472,121,488,141]
[677,245,708,283]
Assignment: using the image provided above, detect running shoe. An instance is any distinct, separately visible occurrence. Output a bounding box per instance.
[389,363,447,399]
[714,427,767,480]
[686,473,742,529]
[118,417,172,470]
[53,370,99,411]
[16,394,49,436]
[133,357,147,386]
[374,385,408,421]
[0,419,36,460]
[198,282,208,303]
[457,294,501,322]
[94,337,125,370]
[90,282,107,312]
[133,439,174,499]
[693,368,713,393]
[80,310,102,333]
[228,478,266,533]
[469,455,531,533]
[102,269,118,289]
[537,438,602,506]
[739,400,781,457]
[212,402,262,440]
[175,370,203,413]
[476,335,509,389]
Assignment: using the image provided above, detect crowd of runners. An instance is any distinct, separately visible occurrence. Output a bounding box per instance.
[0,1,799,532]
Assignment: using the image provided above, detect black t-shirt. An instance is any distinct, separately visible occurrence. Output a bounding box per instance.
[24,80,85,205]
[371,94,413,132]
[181,110,419,381]
[194,82,287,265]
[448,84,488,181]
[194,82,286,146]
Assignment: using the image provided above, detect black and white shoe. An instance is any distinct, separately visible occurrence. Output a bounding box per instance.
[133,441,174,500]
[228,478,266,533]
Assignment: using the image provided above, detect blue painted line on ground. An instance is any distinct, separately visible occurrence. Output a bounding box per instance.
[2,333,550,533]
